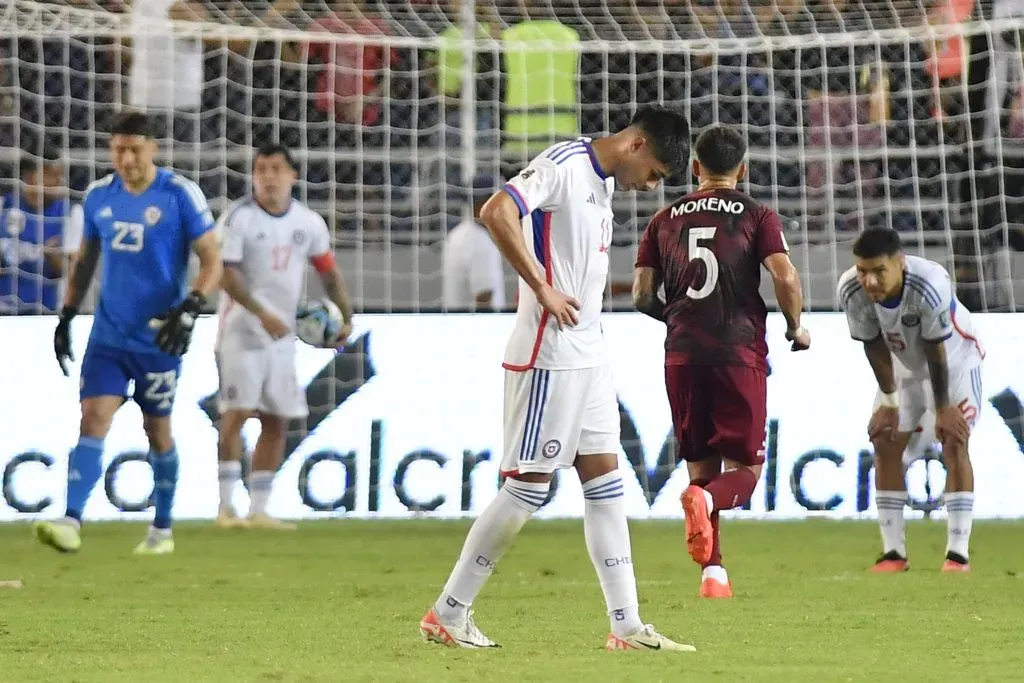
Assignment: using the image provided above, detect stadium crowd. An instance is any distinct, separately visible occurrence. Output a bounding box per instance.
[1,0,1022,313]
[1,1,998,224]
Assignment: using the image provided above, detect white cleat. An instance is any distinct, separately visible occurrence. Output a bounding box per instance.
[133,530,175,555]
[34,520,82,553]
[215,508,249,529]
[420,608,501,649]
[247,513,297,531]
[605,624,697,652]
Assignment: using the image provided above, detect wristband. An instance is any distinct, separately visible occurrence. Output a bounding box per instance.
[59,306,78,322]
[182,290,207,314]
[880,391,900,409]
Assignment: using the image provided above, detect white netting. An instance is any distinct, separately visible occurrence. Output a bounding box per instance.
[2,0,1024,313]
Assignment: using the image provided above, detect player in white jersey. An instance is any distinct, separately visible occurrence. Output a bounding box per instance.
[838,228,984,573]
[420,107,695,653]
[214,143,354,530]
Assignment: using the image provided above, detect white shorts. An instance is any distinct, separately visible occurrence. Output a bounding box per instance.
[217,341,307,418]
[500,364,620,475]
[874,363,984,435]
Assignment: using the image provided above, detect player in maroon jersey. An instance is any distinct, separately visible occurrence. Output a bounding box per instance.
[632,125,810,598]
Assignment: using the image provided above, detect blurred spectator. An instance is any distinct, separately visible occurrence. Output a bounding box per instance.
[923,0,975,118]
[430,0,503,185]
[127,0,207,152]
[0,152,81,314]
[0,42,12,149]
[306,0,399,138]
[442,173,506,312]
[501,18,581,161]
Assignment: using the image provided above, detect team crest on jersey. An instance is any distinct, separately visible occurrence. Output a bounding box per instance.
[5,209,25,236]
[541,440,562,459]
[292,230,306,245]
[901,312,921,327]
[144,206,162,226]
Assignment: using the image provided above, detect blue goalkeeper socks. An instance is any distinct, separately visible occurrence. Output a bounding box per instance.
[65,436,105,521]
[150,447,179,530]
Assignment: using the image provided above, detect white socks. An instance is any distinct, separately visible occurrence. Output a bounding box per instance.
[876,490,975,561]
[702,565,728,584]
[702,488,714,514]
[875,490,907,557]
[249,470,275,517]
[944,492,974,559]
[219,462,276,517]
[434,471,646,638]
[434,479,548,623]
[582,471,643,638]
[218,460,241,513]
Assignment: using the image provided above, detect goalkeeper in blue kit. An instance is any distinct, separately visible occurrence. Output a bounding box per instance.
[35,112,222,555]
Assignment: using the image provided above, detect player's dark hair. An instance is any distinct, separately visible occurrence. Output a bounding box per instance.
[852,228,903,259]
[255,142,297,170]
[628,106,690,174]
[694,126,747,175]
[109,111,152,138]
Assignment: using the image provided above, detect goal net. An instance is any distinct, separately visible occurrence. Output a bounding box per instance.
[2,0,1024,518]
[3,0,1024,317]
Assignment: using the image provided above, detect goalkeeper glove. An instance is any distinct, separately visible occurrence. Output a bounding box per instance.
[155,291,205,357]
[54,306,77,377]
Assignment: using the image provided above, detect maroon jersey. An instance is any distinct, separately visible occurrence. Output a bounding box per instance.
[635,188,788,371]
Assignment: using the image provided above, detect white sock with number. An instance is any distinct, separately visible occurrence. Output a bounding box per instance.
[434,479,548,624]
[944,492,974,559]
[875,490,907,558]
[218,460,242,514]
[249,470,275,517]
[582,471,644,638]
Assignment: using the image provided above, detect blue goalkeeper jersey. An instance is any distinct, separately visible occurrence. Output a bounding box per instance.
[82,167,214,354]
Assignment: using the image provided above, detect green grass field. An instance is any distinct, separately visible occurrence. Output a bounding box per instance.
[2,519,1023,682]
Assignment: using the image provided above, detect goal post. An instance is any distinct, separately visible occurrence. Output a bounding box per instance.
[2,0,1023,314]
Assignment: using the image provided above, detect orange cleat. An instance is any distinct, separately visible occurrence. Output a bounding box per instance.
[680,485,713,565]
[869,551,909,573]
[942,552,971,573]
[699,578,732,599]
[419,609,457,647]
[419,608,499,649]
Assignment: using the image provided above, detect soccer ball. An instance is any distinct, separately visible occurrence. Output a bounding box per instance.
[295,297,343,347]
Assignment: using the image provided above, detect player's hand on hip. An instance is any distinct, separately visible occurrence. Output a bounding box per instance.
[155,291,205,357]
[935,404,971,446]
[329,321,353,349]
[259,311,290,340]
[868,405,900,442]
[537,283,580,330]
[785,325,811,351]
[54,306,76,377]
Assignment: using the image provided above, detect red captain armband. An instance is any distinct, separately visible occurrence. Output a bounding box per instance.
[311,252,336,273]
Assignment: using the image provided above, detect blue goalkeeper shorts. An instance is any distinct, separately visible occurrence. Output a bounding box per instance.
[79,343,182,416]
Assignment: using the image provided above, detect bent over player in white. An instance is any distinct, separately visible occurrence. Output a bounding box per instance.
[838,228,984,573]
[215,143,353,530]
[420,107,695,652]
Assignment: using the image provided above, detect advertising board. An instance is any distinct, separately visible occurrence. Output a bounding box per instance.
[1,314,1022,521]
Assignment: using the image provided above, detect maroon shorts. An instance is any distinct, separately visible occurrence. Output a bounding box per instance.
[664,364,767,466]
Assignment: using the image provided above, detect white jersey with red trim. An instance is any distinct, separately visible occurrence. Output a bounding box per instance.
[215,197,333,351]
[500,139,616,371]
[837,255,984,378]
